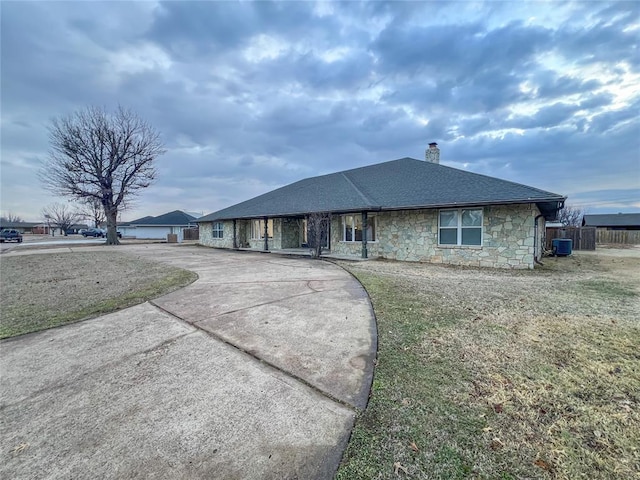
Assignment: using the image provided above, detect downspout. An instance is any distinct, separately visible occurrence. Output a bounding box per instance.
[361,212,368,259]
[534,214,545,266]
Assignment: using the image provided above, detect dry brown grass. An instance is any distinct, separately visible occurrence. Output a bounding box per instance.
[0,251,197,338]
[337,251,640,479]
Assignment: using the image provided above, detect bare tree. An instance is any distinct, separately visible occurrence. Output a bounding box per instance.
[557,204,584,227]
[307,212,331,259]
[41,203,80,236]
[40,106,165,245]
[77,197,105,228]
[1,212,24,223]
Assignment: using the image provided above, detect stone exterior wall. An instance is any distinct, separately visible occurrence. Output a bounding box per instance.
[332,204,540,269]
[200,204,541,269]
[330,216,382,257]
[479,204,538,268]
[198,221,235,249]
[280,218,302,248]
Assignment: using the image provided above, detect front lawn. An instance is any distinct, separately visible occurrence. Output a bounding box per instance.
[336,252,639,479]
[0,251,197,339]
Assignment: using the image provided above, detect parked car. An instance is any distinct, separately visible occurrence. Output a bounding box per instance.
[0,229,23,243]
[82,228,105,238]
[104,229,122,238]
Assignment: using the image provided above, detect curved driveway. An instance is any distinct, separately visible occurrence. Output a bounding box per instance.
[0,244,376,479]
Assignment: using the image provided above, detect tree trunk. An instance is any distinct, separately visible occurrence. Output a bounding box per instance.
[105,208,119,245]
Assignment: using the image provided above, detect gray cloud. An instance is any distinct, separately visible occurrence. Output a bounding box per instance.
[1,1,638,220]
[557,2,640,70]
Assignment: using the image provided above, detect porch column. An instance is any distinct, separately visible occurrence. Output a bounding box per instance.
[264,217,269,251]
[233,219,237,249]
[361,211,368,259]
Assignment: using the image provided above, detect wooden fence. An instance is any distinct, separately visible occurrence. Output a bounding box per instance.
[596,229,640,245]
[183,228,199,241]
[546,227,596,251]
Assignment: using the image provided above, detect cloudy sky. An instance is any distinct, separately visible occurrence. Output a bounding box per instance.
[1,1,639,222]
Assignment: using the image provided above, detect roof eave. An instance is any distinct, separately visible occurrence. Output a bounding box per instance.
[197,197,566,222]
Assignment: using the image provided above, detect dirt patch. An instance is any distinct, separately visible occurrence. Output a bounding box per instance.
[336,252,640,479]
[0,251,197,338]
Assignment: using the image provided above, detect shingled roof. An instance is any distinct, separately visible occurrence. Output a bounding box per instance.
[127,210,197,226]
[198,157,565,222]
[582,213,640,228]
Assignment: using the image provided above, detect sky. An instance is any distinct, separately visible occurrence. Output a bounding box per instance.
[1,0,639,222]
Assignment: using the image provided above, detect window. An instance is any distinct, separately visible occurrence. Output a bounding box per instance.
[342,215,377,242]
[251,219,273,239]
[212,222,224,239]
[439,208,483,246]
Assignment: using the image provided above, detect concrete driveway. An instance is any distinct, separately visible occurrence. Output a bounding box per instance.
[0,245,377,479]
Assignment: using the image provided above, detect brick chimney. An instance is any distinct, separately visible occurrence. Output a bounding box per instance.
[425,142,439,164]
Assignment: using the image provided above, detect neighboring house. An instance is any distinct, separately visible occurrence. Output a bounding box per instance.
[582,213,640,231]
[66,223,90,234]
[197,144,566,269]
[119,210,197,240]
[0,221,41,233]
[0,221,89,234]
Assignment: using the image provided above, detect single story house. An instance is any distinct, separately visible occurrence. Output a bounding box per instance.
[197,144,566,269]
[0,221,41,233]
[119,210,198,240]
[582,213,640,230]
[66,223,90,234]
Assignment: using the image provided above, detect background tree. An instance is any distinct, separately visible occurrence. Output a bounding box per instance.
[77,197,106,228]
[41,203,80,236]
[557,204,584,227]
[0,212,24,223]
[40,106,165,245]
[307,212,331,258]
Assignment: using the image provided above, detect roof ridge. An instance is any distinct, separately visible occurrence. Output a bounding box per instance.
[196,156,566,222]
[340,172,377,208]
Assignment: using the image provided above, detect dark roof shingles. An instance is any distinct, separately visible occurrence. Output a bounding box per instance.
[582,213,640,227]
[128,211,196,226]
[199,158,565,222]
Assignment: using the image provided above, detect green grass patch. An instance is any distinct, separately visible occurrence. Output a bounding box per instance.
[0,251,197,338]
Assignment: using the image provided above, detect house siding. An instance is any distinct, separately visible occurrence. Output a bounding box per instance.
[331,204,539,269]
[199,221,235,248]
[132,226,175,240]
[200,219,301,250]
[200,204,539,269]
[280,218,302,248]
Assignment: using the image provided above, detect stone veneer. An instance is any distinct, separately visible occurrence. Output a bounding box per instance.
[199,218,303,250]
[330,203,542,269]
[200,204,544,269]
[278,218,303,248]
[199,221,236,249]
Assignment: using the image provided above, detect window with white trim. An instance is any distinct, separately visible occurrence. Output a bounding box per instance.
[250,219,273,239]
[439,208,483,246]
[342,214,377,242]
[212,222,224,239]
